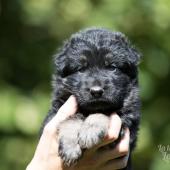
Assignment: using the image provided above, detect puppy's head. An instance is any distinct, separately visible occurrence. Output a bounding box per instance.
[54,28,141,115]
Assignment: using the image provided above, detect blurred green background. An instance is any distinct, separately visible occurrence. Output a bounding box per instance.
[0,0,170,169]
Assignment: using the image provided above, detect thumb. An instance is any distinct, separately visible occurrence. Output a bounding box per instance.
[33,95,77,159]
[44,95,78,134]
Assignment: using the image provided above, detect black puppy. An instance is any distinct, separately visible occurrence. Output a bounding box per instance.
[42,28,141,170]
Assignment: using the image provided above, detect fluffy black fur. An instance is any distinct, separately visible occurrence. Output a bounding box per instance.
[42,28,141,170]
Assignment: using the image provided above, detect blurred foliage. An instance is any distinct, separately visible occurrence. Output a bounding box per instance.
[0,0,170,169]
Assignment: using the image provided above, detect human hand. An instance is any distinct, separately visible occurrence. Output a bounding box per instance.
[26,95,129,170]
[65,114,130,170]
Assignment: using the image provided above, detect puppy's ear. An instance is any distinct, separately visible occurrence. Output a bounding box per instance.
[53,40,71,76]
[114,32,142,66]
[128,46,142,66]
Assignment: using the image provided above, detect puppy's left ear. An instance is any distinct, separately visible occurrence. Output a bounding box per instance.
[128,45,142,66]
[114,32,142,66]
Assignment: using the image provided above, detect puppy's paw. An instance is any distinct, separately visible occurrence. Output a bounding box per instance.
[58,116,83,166]
[78,124,105,149]
[78,114,109,149]
[59,137,82,166]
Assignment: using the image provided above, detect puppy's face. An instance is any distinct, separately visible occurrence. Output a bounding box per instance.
[54,29,140,115]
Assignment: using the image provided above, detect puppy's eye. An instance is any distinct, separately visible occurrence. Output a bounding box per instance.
[105,53,113,61]
[105,63,118,72]
[77,66,86,73]
[80,55,88,67]
[77,55,88,72]
[105,53,116,71]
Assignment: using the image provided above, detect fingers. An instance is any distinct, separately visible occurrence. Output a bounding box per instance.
[107,113,122,140]
[44,95,78,134]
[95,113,122,148]
[99,153,129,170]
[115,128,130,157]
[89,132,130,170]
[96,128,130,165]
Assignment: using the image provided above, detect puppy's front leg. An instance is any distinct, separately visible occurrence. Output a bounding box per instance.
[78,114,109,149]
[58,114,84,166]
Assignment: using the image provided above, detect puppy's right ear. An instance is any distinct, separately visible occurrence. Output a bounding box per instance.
[53,40,71,76]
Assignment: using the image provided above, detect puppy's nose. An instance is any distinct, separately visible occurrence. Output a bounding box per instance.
[90,86,104,98]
